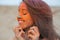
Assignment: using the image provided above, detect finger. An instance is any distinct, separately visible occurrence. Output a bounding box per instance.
[28,34,34,40]
[30,26,40,37]
[13,26,19,33]
[13,26,18,34]
[14,26,23,34]
[19,31,25,38]
[15,30,25,37]
[28,29,35,35]
[30,26,39,33]
[19,30,25,35]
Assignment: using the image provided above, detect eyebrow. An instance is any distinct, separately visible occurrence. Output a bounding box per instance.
[18,9,26,11]
[22,9,28,12]
[22,9,26,10]
[18,9,25,11]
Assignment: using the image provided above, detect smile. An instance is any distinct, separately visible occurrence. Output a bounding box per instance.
[18,20,24,24]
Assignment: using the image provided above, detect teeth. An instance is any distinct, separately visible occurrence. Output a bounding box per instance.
[19,21,23,24]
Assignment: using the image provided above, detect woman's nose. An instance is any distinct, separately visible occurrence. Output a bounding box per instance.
[18,16,21,19]
[17,15,22,20]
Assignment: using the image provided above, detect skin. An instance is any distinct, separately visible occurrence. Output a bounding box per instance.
[17,2,33,29]
[28,26,40,40]
[14,2,40,40]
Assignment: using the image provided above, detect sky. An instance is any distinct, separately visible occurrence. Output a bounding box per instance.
[0,0,60,6]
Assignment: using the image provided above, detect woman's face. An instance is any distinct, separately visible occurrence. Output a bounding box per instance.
[17,2,33,29]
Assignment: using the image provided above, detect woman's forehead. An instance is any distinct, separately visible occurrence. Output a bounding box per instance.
[19,2,27,9]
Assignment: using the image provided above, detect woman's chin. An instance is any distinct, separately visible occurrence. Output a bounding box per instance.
[21,26,30,30]
[20,25,27,29]
[20,24,33,29]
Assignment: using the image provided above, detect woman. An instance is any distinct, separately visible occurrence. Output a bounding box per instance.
[13,0,60,40]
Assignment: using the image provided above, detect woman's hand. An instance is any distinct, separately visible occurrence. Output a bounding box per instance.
[28,26,40,40]
[13,26,26,40]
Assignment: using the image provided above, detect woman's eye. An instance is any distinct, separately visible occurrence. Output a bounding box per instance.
[23,13,27,15]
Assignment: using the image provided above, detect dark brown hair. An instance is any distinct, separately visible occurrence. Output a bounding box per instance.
[22,0,60,40]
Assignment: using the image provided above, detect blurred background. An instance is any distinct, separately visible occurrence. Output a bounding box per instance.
[0,0,60,40]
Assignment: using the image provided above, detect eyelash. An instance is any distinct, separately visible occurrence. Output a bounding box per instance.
[23,13,27,15]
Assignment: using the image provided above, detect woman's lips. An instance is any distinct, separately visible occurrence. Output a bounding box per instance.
[18,21,24,24]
